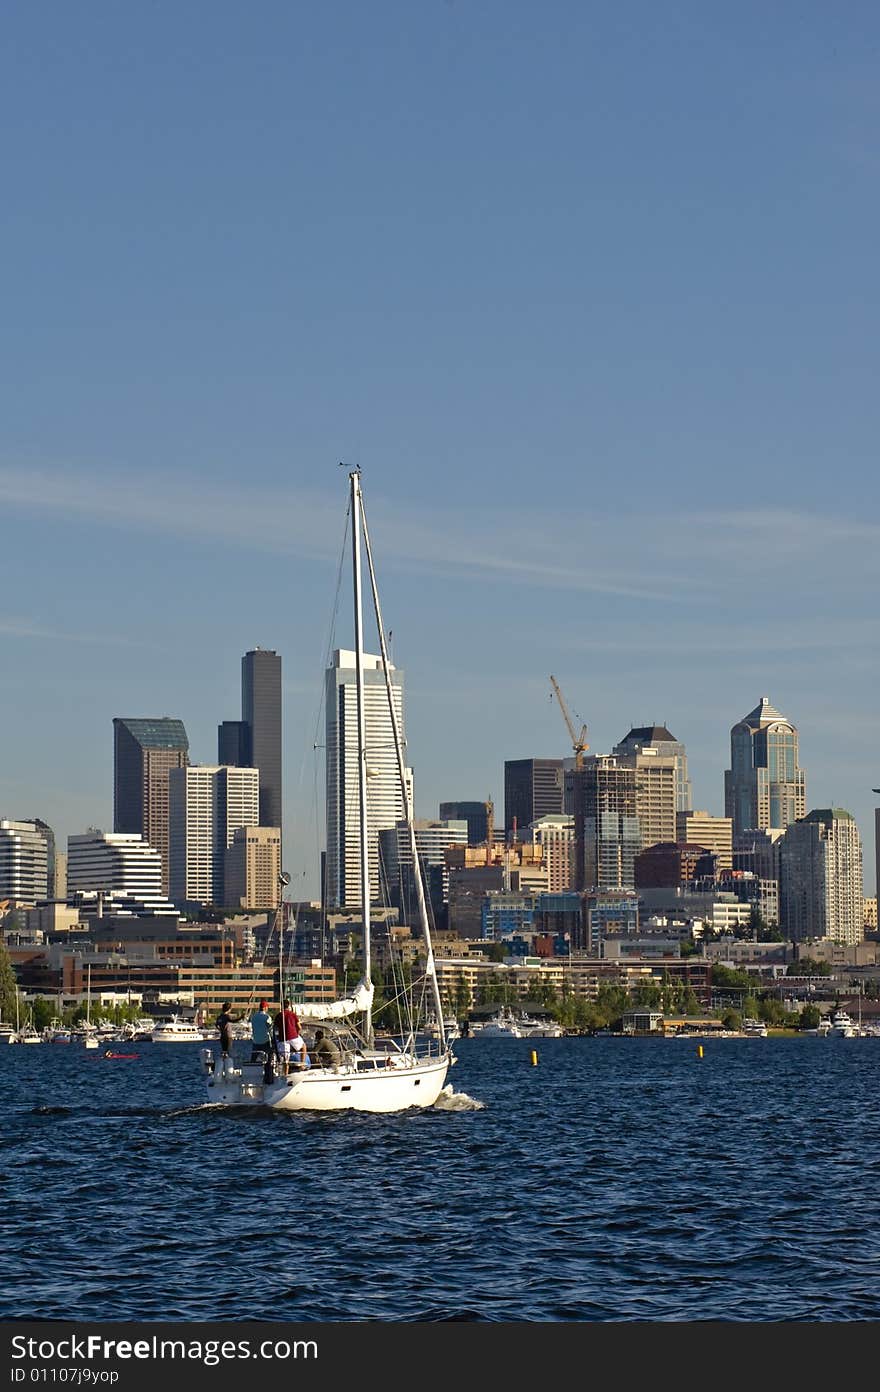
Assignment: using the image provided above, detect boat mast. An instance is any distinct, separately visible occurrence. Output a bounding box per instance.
[351,469,373,1046]
[359,485,447,1052]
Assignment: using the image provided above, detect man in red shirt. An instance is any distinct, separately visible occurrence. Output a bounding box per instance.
[273,999,308,1073]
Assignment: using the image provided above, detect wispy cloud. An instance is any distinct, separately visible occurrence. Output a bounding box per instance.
[1,464,877,611]
[0,616,165,650]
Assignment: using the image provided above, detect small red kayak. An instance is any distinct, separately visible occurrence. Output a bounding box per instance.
[104,1050,139,1059]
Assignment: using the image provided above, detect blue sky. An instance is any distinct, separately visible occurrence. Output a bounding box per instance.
[2,1,878,896]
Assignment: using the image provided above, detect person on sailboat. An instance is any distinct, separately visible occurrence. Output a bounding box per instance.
[249,998,273,1062]
[216,1001,238,1059]
[313,1027,341,1069]
[273,999,308,1073]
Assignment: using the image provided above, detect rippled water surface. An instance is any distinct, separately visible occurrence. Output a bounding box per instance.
[3,1036,880,1321]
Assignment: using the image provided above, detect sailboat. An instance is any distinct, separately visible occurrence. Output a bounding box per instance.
[202,468,455,1112]
[11,988,41,1045]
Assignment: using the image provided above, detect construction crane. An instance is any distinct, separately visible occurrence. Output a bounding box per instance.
[549,675,589,770]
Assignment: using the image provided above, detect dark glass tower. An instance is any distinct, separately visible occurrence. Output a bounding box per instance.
[439,800,493,847]
[113,717,189,892]
[504,759,564,840]
[218,720,248,766]
[242,648,282,835]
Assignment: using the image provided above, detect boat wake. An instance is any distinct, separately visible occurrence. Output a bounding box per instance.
[433,1084,485,1112]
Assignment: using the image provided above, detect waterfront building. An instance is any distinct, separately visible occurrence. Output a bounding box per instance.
[325,648,409,909]
[676,810,733,871]
[113,717,189,892]
[569,755,640,892]
[438,800,494,847]
[481,890,537,941]
[864,896,877,931]
[67,830,174,915]
[613,725,692,814]
[225,825,282,911]
[529,814,575,891]
[0,819,49,903]
[241,648,282,834]
[779,808,864,945]
[504,759,564,840]
[583,889,640,950]
[724,696,805,838]
[168,765,259,907]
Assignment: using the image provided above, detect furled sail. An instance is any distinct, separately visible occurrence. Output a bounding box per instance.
[294,978,375,1021]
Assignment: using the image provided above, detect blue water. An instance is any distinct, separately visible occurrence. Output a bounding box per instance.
[3,1036,880,1322]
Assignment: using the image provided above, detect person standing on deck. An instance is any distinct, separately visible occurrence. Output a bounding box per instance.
[216,1001,238,1059]
[250,998,273,1062]
[273,999,309,1073]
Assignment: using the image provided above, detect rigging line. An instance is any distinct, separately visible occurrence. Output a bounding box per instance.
[358,487,446,1050]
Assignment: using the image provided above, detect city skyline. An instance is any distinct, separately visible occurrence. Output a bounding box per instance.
[1,3,878,895]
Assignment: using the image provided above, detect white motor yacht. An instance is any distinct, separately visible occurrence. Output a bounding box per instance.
[827,1009,858,1038]
[151,1015,204,1043]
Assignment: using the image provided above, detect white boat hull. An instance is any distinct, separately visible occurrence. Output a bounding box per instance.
[205,1052,452,1113]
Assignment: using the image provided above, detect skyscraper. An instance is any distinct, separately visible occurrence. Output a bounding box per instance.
[0,820,49,902]
[724,696,806,838]
[779,809,863,945]
[23,818,57,897]
[504,759,564,840]
[325,648,408,909]
[613,725,692,814]
[241,649,282,834]
[613,749,677,850]
[168,765,260,906]
[569,755,640,892]
[218,719,248,767]
[225,826,282,911]
[113,717,189,892]
[67,830,173,916]
[438,800,494,847]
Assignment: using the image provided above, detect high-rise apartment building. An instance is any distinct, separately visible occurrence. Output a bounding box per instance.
[0,819,49,902]
[528,815,575,892]
[614,749,676,850]
[168,765,260,906]
[438,800,494,847]
[569,755,640,892]
[732,826,784,881]
[225,826,282,911]
[67,830,173,915]
[22,819,57,897]
[241,649,282,834]
[779,809,863,945]
[113,717,189,892]
[724,697,805,837]
[504,759,564,840]
[676,810,734,871]
[613,725,692,813]
[325,649,409,909]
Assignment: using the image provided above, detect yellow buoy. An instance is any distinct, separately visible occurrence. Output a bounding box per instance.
[530,1049,538,1066]
[697,1045,704,1059]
